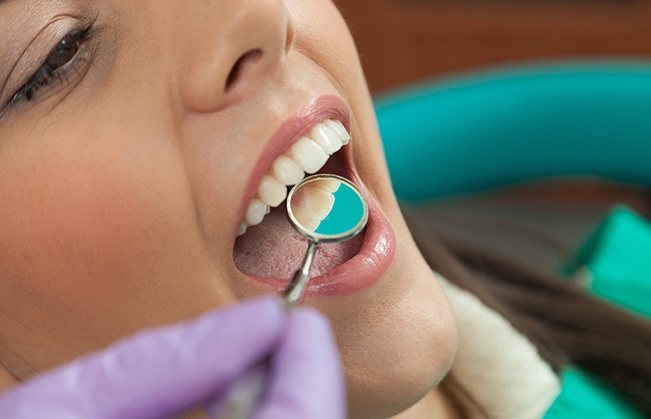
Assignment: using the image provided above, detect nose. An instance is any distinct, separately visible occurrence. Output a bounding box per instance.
[180,0,295,112]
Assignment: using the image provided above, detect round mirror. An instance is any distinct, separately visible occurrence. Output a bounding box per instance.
[287,174,369,243]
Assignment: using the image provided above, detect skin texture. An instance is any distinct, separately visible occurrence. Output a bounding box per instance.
[0,1,458,418]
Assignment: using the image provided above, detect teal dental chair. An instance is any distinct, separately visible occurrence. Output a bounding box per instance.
[375,61,651,202]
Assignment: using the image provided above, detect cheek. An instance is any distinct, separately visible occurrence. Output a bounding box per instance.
[0,122,232,373]
[0,129,181,281]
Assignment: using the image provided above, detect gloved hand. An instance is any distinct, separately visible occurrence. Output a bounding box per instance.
[0,296,345,419]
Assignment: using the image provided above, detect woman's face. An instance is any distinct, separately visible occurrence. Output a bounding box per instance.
[0,1,456,417]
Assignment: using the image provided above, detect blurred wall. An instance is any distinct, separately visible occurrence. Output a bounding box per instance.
[335,0,651,93]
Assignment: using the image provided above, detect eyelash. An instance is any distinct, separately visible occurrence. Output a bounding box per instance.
[8,22,96,107]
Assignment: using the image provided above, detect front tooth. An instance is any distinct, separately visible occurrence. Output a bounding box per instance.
[310,123,343,155]
[325,119,351,145]
[257,176,287,207]
[273,156,305,186]
[290,137,329,174]
[245,199,269,226]
[238,223,248,237]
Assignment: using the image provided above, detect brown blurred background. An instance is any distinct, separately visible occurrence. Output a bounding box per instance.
[335,0,651,93]
[335,1,651,268]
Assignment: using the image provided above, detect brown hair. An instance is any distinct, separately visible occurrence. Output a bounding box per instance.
[402,190,651,417]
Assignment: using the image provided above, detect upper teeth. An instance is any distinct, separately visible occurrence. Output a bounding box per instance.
[238,119,351,236]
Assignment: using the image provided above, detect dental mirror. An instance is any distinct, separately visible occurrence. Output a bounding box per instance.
[284,174,369,305]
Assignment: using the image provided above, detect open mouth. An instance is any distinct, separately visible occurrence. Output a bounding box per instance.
[232,95,396,296]
[233,118,365,284]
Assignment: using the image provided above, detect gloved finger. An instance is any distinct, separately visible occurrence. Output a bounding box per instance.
[253,308,346,419]
[0,296,286,419]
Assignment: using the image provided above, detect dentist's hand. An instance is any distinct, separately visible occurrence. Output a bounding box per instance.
[0,296,345,419]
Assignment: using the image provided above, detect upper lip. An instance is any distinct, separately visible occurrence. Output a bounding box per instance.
[235,94,351,233]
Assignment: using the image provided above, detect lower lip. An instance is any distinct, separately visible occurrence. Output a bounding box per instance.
[240,166,397,297]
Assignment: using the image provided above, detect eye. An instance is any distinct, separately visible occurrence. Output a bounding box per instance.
[7,23,94,106]
[49,32,82,70]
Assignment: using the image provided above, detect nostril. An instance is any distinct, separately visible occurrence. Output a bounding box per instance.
[225,49,263,92]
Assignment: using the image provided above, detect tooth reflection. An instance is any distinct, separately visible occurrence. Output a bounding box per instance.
[315,178,342,193]
[291,180,341,233]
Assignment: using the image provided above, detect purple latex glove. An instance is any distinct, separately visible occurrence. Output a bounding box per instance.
[0,296,345,419]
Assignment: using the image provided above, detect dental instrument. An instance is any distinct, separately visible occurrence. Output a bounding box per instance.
[216,174,368,418]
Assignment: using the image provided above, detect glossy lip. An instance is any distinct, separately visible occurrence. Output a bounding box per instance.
[235,95,351,233]
[234,95,397,296]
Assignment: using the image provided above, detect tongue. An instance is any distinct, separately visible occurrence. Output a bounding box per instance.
[234,205,363,281]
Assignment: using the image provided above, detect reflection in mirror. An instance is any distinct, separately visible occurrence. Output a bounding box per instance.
[287,175,368,242]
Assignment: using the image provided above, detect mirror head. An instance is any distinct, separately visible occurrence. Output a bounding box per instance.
[286,174,369,244]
